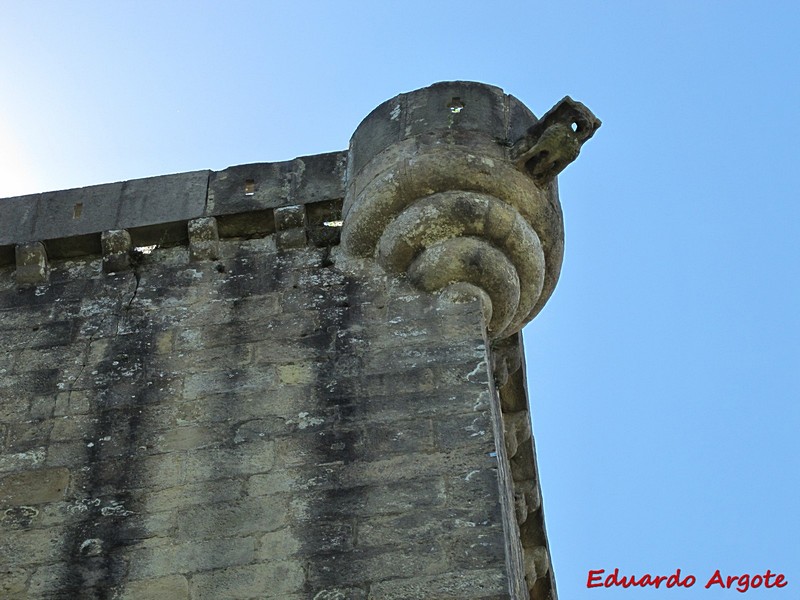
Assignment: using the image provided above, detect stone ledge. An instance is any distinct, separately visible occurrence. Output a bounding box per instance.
[0,151,347,248]
[0,199,344,271]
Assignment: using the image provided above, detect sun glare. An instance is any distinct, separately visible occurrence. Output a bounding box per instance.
[0,119,39,199]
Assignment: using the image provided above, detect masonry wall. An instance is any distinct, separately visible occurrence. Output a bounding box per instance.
[0,235,531,599]
[0,80,598,600]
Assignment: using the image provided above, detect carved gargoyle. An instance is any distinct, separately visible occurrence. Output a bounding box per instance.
[510,97,601,184]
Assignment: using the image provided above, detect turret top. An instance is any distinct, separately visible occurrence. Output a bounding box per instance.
[341,81,600,338]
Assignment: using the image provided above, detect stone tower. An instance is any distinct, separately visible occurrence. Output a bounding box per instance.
[0,81,599,599]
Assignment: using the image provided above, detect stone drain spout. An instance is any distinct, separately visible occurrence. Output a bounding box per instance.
[509,97,601,184]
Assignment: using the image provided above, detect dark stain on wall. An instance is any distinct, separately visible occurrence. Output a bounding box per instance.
[297,249,366,598]
[56,260,187,598]
[56,274,148,597]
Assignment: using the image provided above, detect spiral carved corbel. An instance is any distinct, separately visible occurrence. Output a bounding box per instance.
[341,82,599,339]
[377,191,544,337]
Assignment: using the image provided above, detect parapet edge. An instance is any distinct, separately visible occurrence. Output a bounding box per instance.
[0,150,348,248]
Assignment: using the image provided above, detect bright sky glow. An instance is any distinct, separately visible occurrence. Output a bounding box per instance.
[1,1,798,597]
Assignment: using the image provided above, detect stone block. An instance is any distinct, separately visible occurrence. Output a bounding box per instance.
[49,415,97,442]
[0,171,209,246]
[256,527,302,560]
[176,316,319,350]
[514,478,540,524]
[175,497,288,540]
[294,477,446,522]
[116,170,209,229]
[5,428,51,457]
[28,396,55,423]
[0,318,65,353]
[307,548,450,589]
[275,205,307,249]
[188,217,220,262]
[368,569,509,599]
[101,229,132,273]
[15,242,48,287]
[2,369,60,397]
[41,442,84,468]
[54,391,92,417]
[82,452,186,492]
[233,416,286,444]
[0,565,29,596]
[151,425,218,453]
[0,447,46,474]
[433,410,494,452]
[261,450,473,495]
[183,442,276,481]
[274,205,306,231]
[206,152,345,216]
[358,509,499,550]
[140,478,244,513]
[362,419,435,458]
[182,366,277,400]
[276,227,307,249]
[0,467,70,506]
[0,527,64,567]
[118,575,189,600]
[127,537,256,580]
[503,410,532,459]
[189,561,305,599]
[0,396,30,424]
[276,363,316,385]
[0,184,119,246]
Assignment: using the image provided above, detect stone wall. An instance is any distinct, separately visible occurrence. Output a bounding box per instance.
[1,233,530,599]
[0,81,598,599]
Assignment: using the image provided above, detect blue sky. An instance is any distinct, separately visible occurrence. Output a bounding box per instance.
[1,1,798,597]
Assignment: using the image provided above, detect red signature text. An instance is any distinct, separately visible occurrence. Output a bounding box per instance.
[587,568,788,592]
[705,569,787,593]
[587,569,695,589]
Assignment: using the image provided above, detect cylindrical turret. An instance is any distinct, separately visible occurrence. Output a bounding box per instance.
[341,81,599,339]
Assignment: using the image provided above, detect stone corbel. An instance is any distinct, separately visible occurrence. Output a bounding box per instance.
[15,242,49,287]
[341,81,599,340]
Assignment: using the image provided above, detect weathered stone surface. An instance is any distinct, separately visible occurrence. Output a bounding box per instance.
[0,81,596,600]
[118,575,190,600]
[509,97,601,183]
[190,561,305,599]
[503,410,532,459]
[0,565,29,596]
[0,171,210,247]
[127,537,257,580]
[206,152,346,216]
[0,467,70,506]
[101,229,132,272]
[274,204,306,231]
[368,569,510,599]
[188,216,220,261]
[274,204,308,249]
[15,242,49,287]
